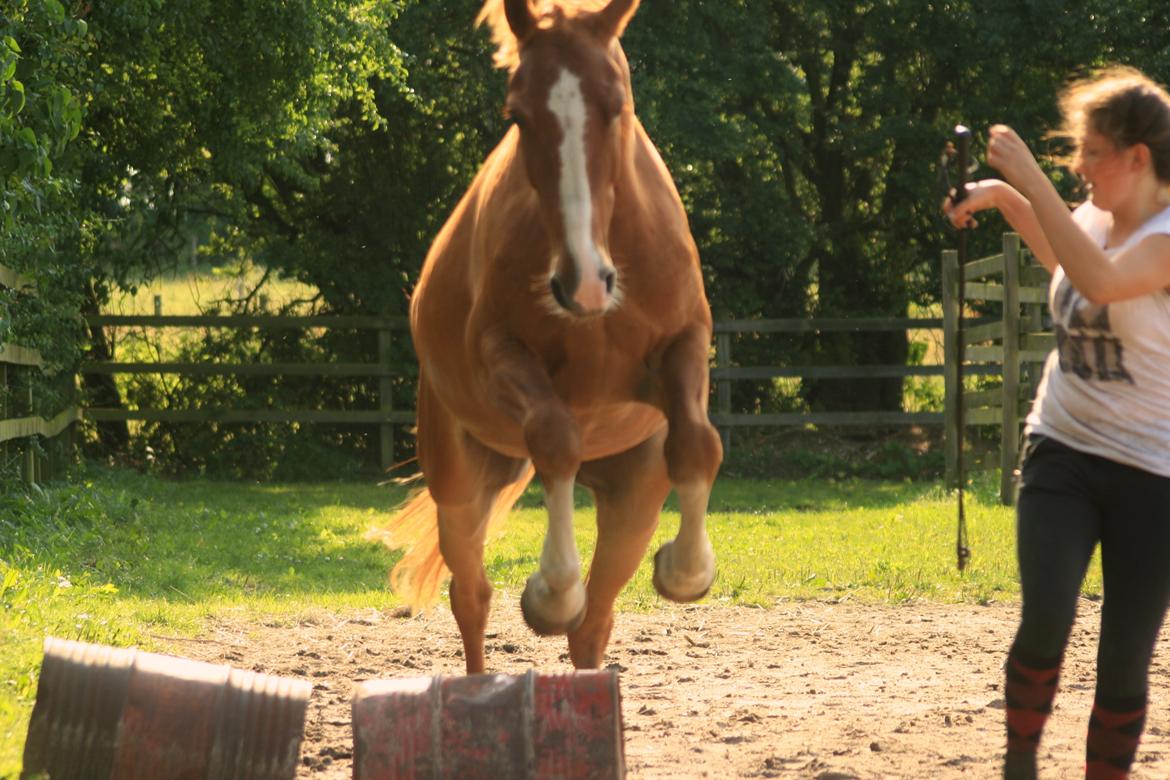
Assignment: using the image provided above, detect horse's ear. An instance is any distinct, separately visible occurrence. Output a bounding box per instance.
[588,0,640,38]
[504,0,536,41]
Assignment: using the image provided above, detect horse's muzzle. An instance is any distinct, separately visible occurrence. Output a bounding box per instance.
[550,265,616,316]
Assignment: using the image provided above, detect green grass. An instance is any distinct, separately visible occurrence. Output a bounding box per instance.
[0,467,1103,775]
[109,261,318,316]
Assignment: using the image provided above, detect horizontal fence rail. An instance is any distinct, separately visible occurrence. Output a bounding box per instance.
[0,407,83,444]
[0,264,33,291]
[85,320,987,453]
[83,408,415,424]
[82,314,410,471]
[85,313,960,466]
[714,317,936,333]
[88,314,408,329]
[708,316,991,453]
[0,343,49,367]
[82,362,408,378]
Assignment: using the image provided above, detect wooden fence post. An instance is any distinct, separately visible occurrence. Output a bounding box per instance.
[24,381,36,485]
[1,362,6,475]
[378,327,395,473]
[999,233,1021,505]
[941,249,960,489]
[1021,250,1047,417]
[715,332,731,458]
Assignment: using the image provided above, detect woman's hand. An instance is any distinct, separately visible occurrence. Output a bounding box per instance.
[941,126,1063,274]
[943,179,1006,230]
[986,124,1048,196]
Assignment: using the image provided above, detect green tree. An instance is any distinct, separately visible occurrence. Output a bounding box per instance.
[226,0,504,317]
[10,0,1170,474]
[624,0,1170,414]
[0,0,85,245]
[1,0,89,461]
[33,0,407,457]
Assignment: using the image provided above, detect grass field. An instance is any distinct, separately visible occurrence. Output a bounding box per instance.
[0,465,1103,775]
[108,261,318,316]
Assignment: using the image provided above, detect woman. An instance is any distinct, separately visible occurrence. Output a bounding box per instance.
[945,66,1170,780]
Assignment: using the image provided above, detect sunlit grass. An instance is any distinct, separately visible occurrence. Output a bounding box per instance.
[108,261,318,316]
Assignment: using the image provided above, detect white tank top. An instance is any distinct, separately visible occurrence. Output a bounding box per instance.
[1025,201,1170,477]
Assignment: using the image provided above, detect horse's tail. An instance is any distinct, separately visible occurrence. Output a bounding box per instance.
[367,464,536,613]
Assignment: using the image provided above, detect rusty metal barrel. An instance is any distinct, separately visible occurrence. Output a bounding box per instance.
[22,636,313,780]
[352,668,625,779]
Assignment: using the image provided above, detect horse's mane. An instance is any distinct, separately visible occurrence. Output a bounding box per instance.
[476,0,611,72]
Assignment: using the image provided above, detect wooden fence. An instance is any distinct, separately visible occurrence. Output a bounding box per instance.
[710,317,962,453]
[942,233,1053,504]
[84,311,959,463]
[78,244,1056,489]
[1,264,82,484]
[1,228,1064,492]
[82,313,414,471]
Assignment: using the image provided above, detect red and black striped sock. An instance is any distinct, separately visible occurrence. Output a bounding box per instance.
[1005,649,1061,758]
[1085,694,1146,780]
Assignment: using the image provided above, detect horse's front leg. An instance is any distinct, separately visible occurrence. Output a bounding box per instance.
[521,461,588,636]
[653,325,723,601]
[482,333,587,636]
[571,428,671,668]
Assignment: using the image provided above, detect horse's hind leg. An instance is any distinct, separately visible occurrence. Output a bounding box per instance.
[434,500,493,672]
[434,452,527,673]
[570,428,671,668]
[419,379,525,673]
[653,325,723,602]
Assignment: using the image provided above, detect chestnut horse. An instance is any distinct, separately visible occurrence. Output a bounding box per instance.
[370,0,722,674]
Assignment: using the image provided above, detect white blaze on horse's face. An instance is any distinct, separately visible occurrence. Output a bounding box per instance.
[540,66,613,318]
[546,68,615,317]
[503,19,626,320]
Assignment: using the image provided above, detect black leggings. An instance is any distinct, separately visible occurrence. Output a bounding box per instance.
[1013,434,1170,699]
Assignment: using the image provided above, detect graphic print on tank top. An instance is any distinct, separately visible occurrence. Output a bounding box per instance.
[1053,276,1135,384]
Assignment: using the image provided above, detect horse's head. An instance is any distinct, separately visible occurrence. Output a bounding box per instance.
[494,0,638,317]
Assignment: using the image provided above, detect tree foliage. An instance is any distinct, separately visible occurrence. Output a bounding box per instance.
[1,0,89,441]
[3,0,411,469]
[621,0,1170,411]
[0,0,84,241]
[6,0,1170,475]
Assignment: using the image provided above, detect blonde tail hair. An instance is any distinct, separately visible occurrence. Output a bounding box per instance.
[367,464,536,612]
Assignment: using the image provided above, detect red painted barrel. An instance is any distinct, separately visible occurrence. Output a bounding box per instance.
[352,669,626,779]
[22,636,313,780]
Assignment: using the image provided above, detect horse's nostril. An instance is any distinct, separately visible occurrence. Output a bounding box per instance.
[549,277,571,310]
[602,268,616,295]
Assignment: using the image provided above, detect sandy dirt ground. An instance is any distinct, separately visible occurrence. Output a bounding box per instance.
[164,598,1170,779]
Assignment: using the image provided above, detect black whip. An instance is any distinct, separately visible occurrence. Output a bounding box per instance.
[949,124,973,572]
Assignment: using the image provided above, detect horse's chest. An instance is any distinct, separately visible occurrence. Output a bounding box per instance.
[543,341,649,405]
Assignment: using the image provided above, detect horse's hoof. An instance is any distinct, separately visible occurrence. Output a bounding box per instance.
[520,575,587,637]
[652,542,714,603]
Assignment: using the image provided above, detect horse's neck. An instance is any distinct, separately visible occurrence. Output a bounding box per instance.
[481,132,541,230]
[616,119,690,233]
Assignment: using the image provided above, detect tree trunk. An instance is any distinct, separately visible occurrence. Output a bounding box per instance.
[804,241,910,414]
[79,283,130,454]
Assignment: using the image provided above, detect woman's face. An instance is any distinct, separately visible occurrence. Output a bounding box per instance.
[1073,129,1132,210]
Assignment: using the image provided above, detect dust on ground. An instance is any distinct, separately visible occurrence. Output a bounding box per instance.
[165,598,1170,779]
